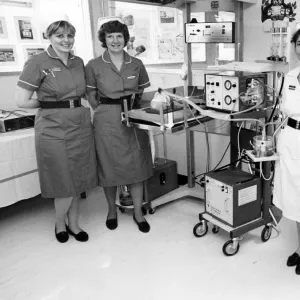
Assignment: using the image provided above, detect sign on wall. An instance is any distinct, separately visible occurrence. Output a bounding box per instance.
[211,1,219,12]
[261,0,297,23]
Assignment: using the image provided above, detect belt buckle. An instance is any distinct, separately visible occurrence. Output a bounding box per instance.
[296,120,300,129]
[70,100,74,108]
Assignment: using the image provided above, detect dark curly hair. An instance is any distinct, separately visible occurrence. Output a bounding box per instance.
[98,20,130,49]
[291,29,300,46]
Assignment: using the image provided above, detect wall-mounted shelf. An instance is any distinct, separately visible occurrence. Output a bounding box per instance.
[235,0,256,3]
[207,61,289,73]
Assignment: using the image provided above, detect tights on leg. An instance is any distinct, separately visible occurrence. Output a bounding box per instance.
[103,186,117,219]
[295,222,300,254]
[54,197,73,233]
[129,181,144,222]
[67,196,82,234]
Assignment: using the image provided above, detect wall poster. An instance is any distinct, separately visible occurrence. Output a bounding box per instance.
[159,9,175,24]
[23,45,46,61]
[14,16,37,42]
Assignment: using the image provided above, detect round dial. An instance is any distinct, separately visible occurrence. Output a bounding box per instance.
[224,95,232,105]
[224,80,232,90]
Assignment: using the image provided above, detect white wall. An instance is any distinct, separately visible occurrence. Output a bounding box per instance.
[0,75,19,110]
[243,3,271,62]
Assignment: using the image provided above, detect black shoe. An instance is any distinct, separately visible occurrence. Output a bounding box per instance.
[55,227,69,243]
[106,214,118,230]
[66,225,89,242]
[287,253,300,267]
[133,215,150,233]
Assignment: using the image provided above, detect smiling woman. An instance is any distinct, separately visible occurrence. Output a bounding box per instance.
[14,16,98,244]
[46,21,76,65]
[85,20,153,233]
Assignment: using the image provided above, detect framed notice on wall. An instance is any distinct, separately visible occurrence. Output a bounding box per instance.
[14,16,37,43]
[159,9,175,24]
[0,45,18,66]
[23,45,46,61]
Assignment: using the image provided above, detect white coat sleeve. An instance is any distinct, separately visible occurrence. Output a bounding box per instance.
[281,76,300,117]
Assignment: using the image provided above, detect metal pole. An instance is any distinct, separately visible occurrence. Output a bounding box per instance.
[183,3,195,188]
[234,1,244,62]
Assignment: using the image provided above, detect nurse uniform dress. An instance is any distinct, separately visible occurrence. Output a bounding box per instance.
[273,66,300,222]
[85,50,153,187]
[17,45,98,198]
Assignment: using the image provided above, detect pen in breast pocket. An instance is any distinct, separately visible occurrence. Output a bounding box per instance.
[42,69,56,77]
[50,70,56,77]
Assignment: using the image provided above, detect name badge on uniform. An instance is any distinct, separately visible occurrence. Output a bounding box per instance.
[289,85,296,90]
[52,67,61,72]
[127,75,136,80]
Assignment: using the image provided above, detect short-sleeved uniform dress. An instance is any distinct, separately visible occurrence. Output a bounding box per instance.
[17,45,98,198]
[85,50,153,187]
[273,66,300,222]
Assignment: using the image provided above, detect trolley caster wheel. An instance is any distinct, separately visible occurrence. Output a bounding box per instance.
[261,225,272,242]
[212,226,219,234]
[119,207,126,213]
[142,207,147,216]
[149,207,156,215]
[193,221,208,237]
[222,240,240,256]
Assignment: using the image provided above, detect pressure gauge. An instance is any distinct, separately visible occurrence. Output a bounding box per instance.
[224,80,232,90]
[224,95,232,105]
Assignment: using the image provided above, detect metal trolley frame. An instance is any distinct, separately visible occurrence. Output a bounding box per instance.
[115,97,210,215]
[192,111,281,256]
